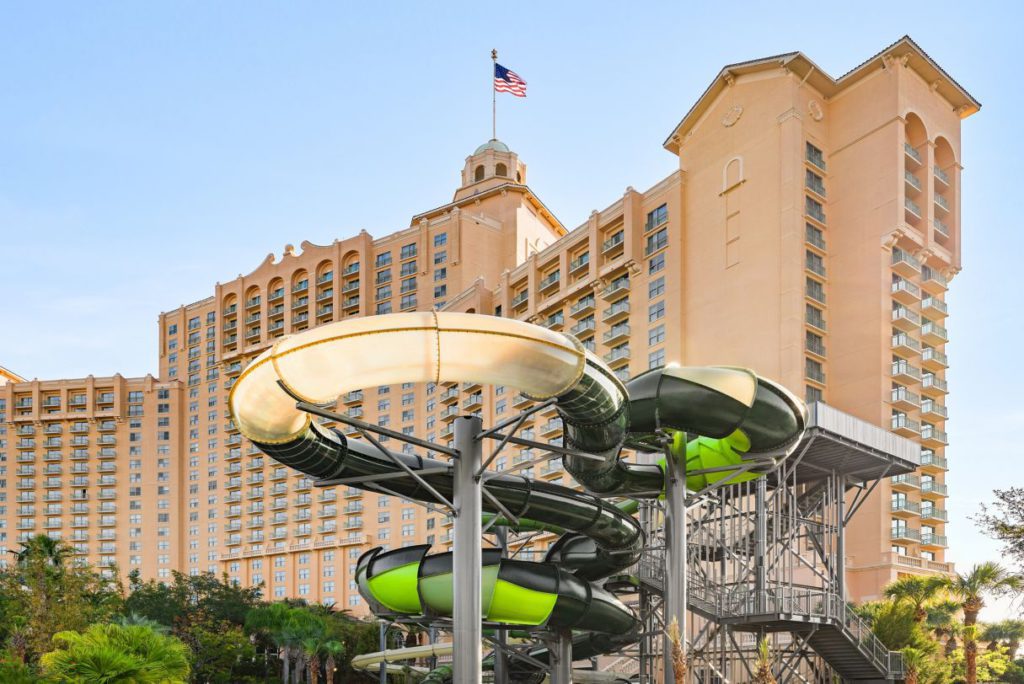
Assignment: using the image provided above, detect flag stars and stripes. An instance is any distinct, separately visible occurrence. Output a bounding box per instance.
[494,64,527,97]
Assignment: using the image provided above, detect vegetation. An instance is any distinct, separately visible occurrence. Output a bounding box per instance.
[0,534,391,682]
[853,560,1024,684]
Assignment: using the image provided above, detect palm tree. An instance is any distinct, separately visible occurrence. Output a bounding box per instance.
[981,622,1006,651]
[901,646,928,684]
[322,639,345,684]
[884,575,947,623]
[1001,619,1024,658]
[944,562,1024,684]
[302,634,343,684]
[39,622,191,683]
[753,637,776,684]
[245,603,296,682]
[10,534,72,569]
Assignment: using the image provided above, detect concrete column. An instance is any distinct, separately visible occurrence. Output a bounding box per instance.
[453,415,483,684]
[551,630,573,684]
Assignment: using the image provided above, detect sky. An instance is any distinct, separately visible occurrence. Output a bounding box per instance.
[3,1,1024,617]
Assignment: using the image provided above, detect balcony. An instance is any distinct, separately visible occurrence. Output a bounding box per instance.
[920,267,947,294]
[543,313,564,330]
[569,254,589,274]
[920,297,947,319]
[891,474,921,491]
[891,361,921,383]
[440,387,459,404]
[569,318,596,337]
[440,405,459,422]
[891,333,921,357]
[921,533,948,549]
[918,347,946,373]
[891,307,921,332]
[538,271,560,294]
[920,452,948,472]
[903,170,922,194]
[890,387,920,410]
[891,527,921,543]
[603,325,630,346]
[602,300,630,324]
[805,309,826,331]
[891,249,921,276]
[904,198,923,221]
[890,414,920,437]
[539,420,562,438]
[601,231,624,253]
[461,394,483,410]
[805,225,826,250]
[921,507,949,523]
[920,321,948,345]
[904,143,922,166]
[805,281,826,304]
[570,297,595,317]
[934,219,950,239]
[890,278,921,304]
[889,498,922,520]
[921,374,948,397]
[603,346,630,367]
[934,194,950,214]
[920,426,948,448]
[602,278,629,301]
[921,481,948,498]
[920,399,948,420]
[342,390,363,405]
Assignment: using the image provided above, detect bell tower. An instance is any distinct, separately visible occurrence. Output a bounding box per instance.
[454,139,527,201]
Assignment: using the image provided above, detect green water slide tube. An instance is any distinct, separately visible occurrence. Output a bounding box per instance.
[229,313,807,678]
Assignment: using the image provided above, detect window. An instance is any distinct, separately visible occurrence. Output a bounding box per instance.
[168,324,178,336]
[474,165,484,181]
[648,325,665,346]
[648,277,665,299]
[648,301,664,323]
[648,349,665,369]
[434,285,446,299]
[434,233,447,247]
[648,253,665,274]
[376,252,392,268]
[646,204,668,231]
[400,243,417,260]
[434,268,446,281]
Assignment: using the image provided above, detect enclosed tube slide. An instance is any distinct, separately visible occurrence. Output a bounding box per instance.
[230,313,806,678]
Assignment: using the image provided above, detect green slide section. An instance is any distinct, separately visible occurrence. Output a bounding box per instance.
[356,545,636,635]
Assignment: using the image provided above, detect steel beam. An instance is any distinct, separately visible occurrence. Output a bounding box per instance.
[663,436,687,682]
[453,416,483,684]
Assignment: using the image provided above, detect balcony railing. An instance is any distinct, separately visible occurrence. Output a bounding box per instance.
[904,198,922,219]
[601,232,624,253]
[904,143,922,165]
[934,194,950,212]
[903,170,922,192]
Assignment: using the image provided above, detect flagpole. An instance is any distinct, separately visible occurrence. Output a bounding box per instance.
[491,48,497,141]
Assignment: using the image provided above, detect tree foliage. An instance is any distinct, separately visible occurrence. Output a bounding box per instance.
[39,622,191,683]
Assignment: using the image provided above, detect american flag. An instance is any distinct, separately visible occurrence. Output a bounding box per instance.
[494,63,527,97]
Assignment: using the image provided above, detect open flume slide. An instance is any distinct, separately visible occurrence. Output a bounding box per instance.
[230,312,806,682]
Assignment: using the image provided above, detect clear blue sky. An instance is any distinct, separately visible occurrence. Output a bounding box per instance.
[3,2,1023,614]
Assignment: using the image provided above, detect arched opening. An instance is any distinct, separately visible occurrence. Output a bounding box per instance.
[722,157,743,191]
[516,171,522,183]
[315,260,334,286]
[495,163,508,177]
[904,112,928,151]
[291,269,309,294]
[474,165,485,182]
[244,286,261,307]
[932,136,956,244]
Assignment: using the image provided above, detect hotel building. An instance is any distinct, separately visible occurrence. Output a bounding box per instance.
[0,36,976,609]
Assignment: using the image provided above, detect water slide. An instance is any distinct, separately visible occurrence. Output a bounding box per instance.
[230,312,806,681]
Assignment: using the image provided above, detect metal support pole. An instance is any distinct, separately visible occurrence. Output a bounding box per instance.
[836,475,846,601]
[664,434,688,682]
[551,630,573,684]
[493,526,510,684]
[755,477,768,613]
[379,621,387,684]
[453,416,483,684]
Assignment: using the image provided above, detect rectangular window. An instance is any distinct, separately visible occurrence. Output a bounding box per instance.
[648,325,665,346]
[648,349,665,369]
[433,233,447,247]
[645,204,668,231]
[648,301,665,323]
[400,243,417,260]
[376,252,392,268]
[648,277,665,299]
[648,253,665,274]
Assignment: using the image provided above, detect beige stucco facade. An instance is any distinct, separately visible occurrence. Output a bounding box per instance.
[0,36,974,609]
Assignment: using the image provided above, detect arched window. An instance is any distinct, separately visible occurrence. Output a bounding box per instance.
[516,171,522,183]
[474,165,485,182]
[495,163,508,177]
[722,157,743,192]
